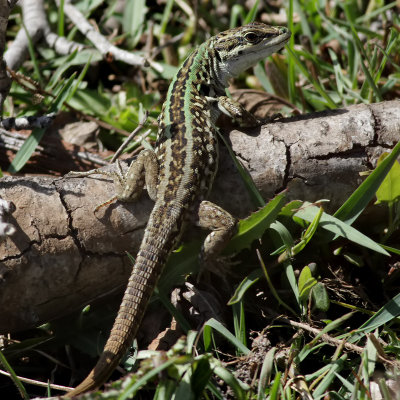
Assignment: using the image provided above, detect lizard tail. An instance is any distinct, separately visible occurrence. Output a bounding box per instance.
[63,231,172,397]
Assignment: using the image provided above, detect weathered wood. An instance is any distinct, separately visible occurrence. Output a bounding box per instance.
[0,100,399,333]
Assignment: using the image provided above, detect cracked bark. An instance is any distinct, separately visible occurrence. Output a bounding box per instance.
[0,100,399,333]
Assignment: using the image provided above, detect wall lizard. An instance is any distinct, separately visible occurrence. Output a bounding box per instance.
[64,22,291,396]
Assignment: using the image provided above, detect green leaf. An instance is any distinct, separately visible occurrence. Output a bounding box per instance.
[328,48,345,98]
[243,0,259,24]
[64,56,92,104]
[270,219,295,250]
[297,312,354,362]
[8,127,46,173]
[334,137,400,224]
[344,6,383,102]
[119,355,187,400]
[0,349,29,399]
[49,72,78,113]
[375,153,400,204]
[160,0,175,35]
[258,250,298,316]
[175,367,195,400]
[311,282,330,312]
[217,131,265,207]
[233,301,247,349]
[298,265,317,303]
[7,66,80,175]
[295,202,390,256]
[49,48,100,71]
[291,205,323,256]
[22,21,42,85]
[349,293,400,343]
[257,347,276,400]
[68,88,111,115]
[123,0,147,47]
[254,62,273,93]
[202,324,212,352]
[286,46,336,109]
[211,361,247,400]
[379,243,400,255]
[224,193,286,254]
[269,372,282,400]
[203,318,250,355]
[312,355,347,398]
[58,0,65,37]
[365,333,378,377]
[228,270,261,305]
[191,357,212,397]
[284,262,301,311]
[229,5,245,29]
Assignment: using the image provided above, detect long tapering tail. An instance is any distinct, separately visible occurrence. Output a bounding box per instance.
[64,226,172,397]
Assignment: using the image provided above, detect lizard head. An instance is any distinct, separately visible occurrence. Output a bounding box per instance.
[211,22,291,84]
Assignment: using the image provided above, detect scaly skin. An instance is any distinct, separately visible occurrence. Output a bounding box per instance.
[64,22,291,397]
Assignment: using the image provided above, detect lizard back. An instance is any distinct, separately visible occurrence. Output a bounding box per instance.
[64,22,291,397]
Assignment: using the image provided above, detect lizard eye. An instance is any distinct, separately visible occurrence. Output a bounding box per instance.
[244,32,259,43]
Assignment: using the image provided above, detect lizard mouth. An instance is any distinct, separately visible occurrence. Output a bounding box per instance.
[268,31,291,47]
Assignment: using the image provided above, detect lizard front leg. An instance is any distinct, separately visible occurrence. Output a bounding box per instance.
[217,95,281,127]
[65,149,158,212]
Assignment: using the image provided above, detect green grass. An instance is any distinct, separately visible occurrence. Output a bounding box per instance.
[1,0,400,399]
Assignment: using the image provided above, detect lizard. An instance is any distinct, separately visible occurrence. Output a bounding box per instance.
[64,22,291,397]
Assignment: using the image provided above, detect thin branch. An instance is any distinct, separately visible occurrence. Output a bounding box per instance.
[0,127,108,168]
[0,113,55,130]
[4,0,46,71]
[56,0,163,72]
[0,368,71,392]
[43,29,84,56]
[8,68,132,137]
[4,0,85,71]
[110,111,150,163]
[278,316,400,369]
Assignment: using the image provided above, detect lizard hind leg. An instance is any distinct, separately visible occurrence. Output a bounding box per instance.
[198,200,237,265]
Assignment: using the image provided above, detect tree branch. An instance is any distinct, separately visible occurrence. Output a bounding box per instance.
[0,100,399,333]
[4,0,84,71]
[55,0,162,72]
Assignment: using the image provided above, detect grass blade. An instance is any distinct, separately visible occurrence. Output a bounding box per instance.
[224,193,286,254]
[217,131,265,207]
[257,347,276,400]
[286,46,336,109]
[7,127,46,173]
[0,349,29,399]
[295,203,389,256]
[334,141,400,224]
[203,318,250,355]
[58,0,65,37]
[349,293,400,343]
